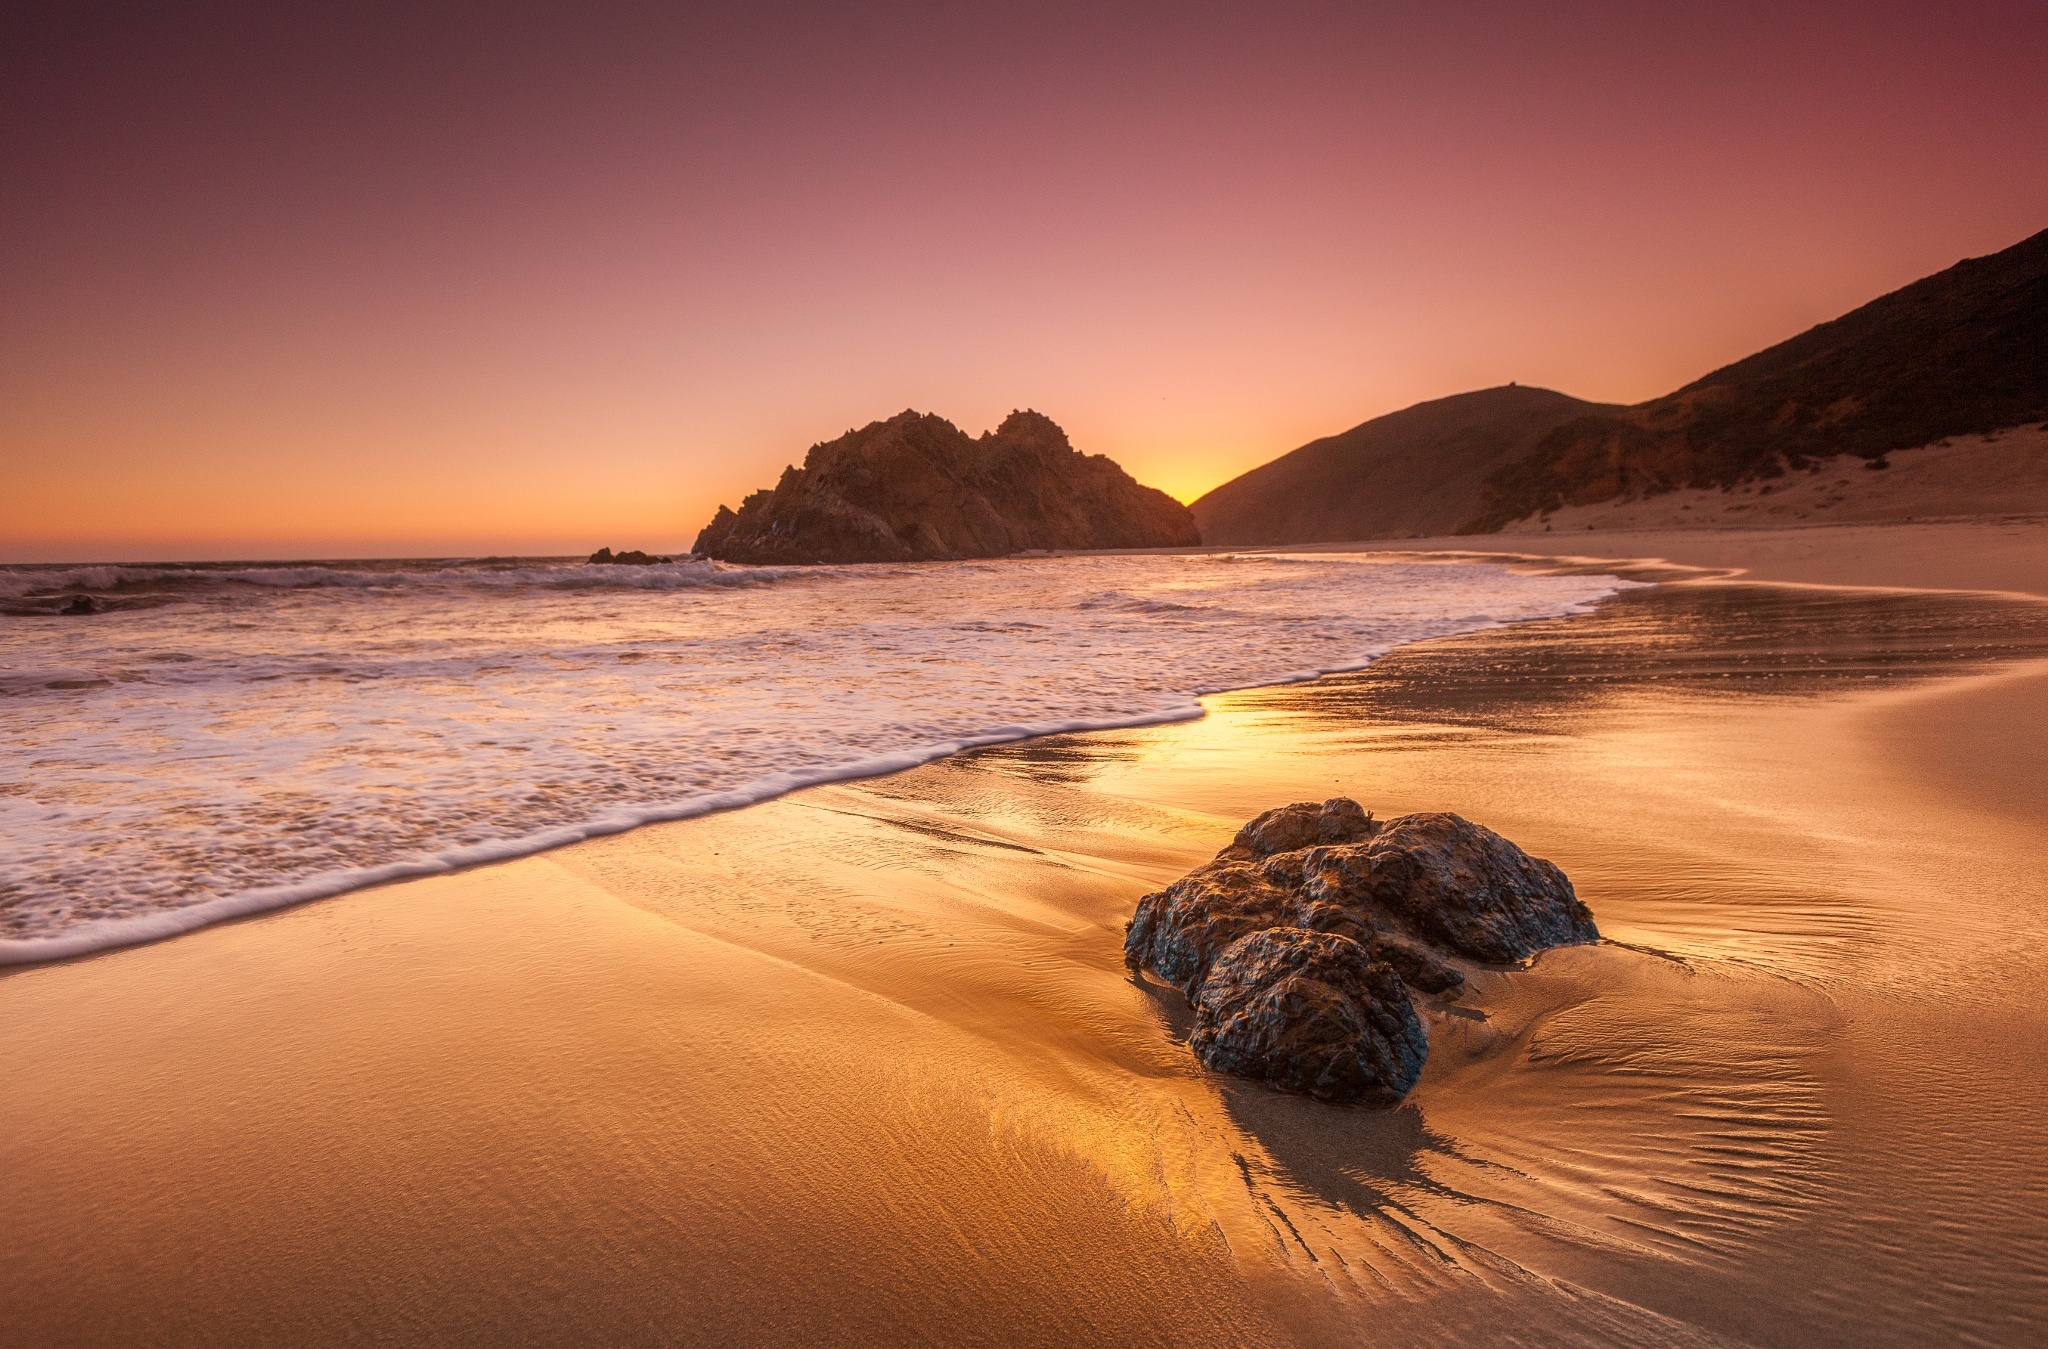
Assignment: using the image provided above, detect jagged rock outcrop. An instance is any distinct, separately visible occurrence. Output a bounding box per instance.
[1125,800,1596,1104]
[587,547,670,565]
[693,409,1200,564]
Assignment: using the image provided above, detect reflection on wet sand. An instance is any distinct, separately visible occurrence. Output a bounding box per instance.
[966,579,2048,1346]
[4,578,2046,1346]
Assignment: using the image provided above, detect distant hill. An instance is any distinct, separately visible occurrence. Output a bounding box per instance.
[1465,227,2048,531]
[1190,386,1621,543]
[1194,227,2048,541]
[694,409,1199,564]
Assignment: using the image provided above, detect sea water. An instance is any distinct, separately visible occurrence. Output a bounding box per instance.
[0,551,1629,960]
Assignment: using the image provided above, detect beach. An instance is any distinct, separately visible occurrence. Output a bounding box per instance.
[1376,517,2048,597]
[6,530,2048,1346]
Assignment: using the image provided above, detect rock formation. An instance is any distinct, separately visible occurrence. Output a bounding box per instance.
[587,548,671,565]
[1190,928,1428,1106]
[693,409,1200,564]
[1124,800,1596,1104]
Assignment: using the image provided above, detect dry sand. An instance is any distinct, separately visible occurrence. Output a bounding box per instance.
[1498,424,2048,534]
[1345,516,2048,598]
[1072,509,2048,599]
[6,531,2048,1346]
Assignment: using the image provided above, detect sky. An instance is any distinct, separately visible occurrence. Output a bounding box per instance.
[4,0,2045,562]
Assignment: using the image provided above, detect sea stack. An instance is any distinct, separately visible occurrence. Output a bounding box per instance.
[1125,800,1597,1105]
[693,409,1201,564]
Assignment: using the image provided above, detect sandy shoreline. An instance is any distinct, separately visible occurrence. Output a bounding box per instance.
[1360,518,2048,599]
[1063,516,2048,599]
[6,529,2048,1346]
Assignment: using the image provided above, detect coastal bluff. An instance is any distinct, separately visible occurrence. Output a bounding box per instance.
[1192,224,2048,539]
[693,409,1200,564]
[1126,800,1596,1104]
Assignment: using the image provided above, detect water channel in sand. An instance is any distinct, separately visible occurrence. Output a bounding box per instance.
[5,571,2047,1345]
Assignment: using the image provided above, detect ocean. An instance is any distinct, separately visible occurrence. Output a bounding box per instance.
[0,551,1630,961]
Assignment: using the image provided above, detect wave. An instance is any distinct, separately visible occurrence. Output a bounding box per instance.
[0,556,809,605]
[0,702,1223,966]
[0,553,1638,965]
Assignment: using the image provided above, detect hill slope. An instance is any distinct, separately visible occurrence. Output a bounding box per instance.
[1193,227,2048,542]
[1190,386,1620,544]
[1496,425,2048,533]
[1463,227,2048,531]
[694,409,1199,564]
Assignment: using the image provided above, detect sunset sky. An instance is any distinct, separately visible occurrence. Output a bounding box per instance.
[5,0,2045,562]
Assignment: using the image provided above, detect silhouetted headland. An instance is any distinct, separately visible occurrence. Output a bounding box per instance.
[694,409,1200,564]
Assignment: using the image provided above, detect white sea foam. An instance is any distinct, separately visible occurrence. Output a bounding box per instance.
[0,552,1635,962]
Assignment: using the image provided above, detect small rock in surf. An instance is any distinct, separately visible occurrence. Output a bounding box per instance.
[588,547,671,565]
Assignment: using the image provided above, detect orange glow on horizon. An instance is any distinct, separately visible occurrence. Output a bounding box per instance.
[5,3,2045,562]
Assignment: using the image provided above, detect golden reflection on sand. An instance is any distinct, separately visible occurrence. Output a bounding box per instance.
[4,579,2047,1346]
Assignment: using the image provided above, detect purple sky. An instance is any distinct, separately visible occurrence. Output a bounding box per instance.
[5,1,2045,560]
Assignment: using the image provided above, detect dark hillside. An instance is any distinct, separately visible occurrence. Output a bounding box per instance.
[1462,228,2048,531]
[1190,386,1620,544]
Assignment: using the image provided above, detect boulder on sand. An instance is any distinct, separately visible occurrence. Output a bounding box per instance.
[1342,811,1595,964]
[1190,927,1428,1105]
[1124,799,1596,1104]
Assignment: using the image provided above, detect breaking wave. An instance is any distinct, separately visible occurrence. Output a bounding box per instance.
[0,550,1636,962]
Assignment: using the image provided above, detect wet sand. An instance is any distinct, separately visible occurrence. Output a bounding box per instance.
[6,563,2048,1345]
